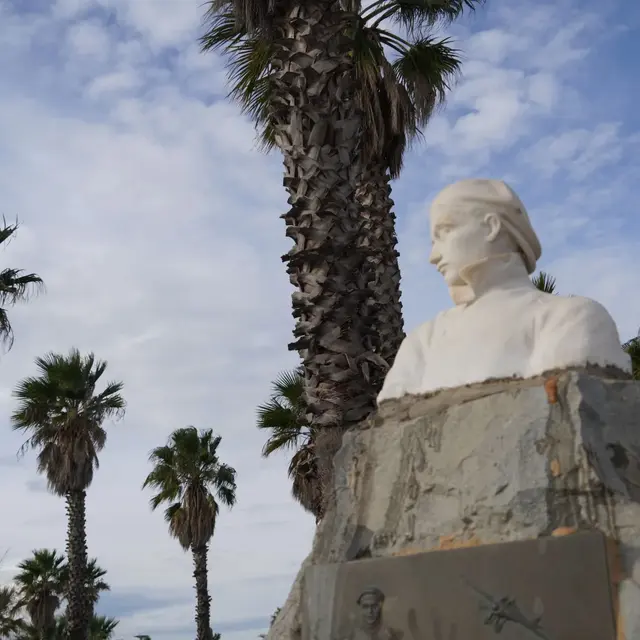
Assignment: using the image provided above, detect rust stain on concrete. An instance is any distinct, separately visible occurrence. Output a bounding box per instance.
[438,533,482,550]
[544,376,559,404]
[550,526,578,537]
[605,537,625,640]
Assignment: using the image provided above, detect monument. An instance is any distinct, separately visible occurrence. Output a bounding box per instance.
[378,178,631,402]
[267,179,640,640]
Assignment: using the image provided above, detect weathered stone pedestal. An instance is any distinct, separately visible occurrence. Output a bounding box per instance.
[269,371,640,640]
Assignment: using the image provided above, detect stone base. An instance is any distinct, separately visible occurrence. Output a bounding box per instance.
[268,371,640,640]
[303,531,617,640]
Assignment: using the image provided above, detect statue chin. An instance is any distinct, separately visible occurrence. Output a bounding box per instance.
[377,179,631,403]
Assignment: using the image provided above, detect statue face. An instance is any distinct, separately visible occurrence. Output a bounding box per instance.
[358,593,382,627]
[429,202,502,286]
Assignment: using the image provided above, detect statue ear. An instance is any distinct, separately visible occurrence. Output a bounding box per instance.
[483,212,502,242]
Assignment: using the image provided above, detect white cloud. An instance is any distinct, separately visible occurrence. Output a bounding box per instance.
[65,19,111,60]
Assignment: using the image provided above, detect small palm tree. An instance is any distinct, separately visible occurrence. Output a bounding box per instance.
[0,219,44,351]
[12,349,126,640]
[258,607,281,639]
[14,549,66,638]
[257,368,321,519]
[88,615,118,640]
[0,585,26,637]
[142,428,237,640]
[623,336,640,380]
[532,271,557,294]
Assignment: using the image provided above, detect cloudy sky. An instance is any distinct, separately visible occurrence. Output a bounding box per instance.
[0,0,639,638]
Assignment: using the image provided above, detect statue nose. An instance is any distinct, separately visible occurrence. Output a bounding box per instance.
[429,245,440,265]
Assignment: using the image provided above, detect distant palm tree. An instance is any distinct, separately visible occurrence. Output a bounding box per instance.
[0,585,26,637]
[143,428,237,640]
[44,614,118,640]
[0,219,44,351]
[88,615,118,640]
[83,559,110,608]
[531,271,557,294]
[257,368,321,519]
[258,607,281,639]
[12,349,126,640]
[623,335,640,379]
[14,549,66,638]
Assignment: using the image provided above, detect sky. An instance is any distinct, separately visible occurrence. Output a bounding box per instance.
[0,0,639,639]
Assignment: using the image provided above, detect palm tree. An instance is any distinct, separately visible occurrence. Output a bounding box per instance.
[532,271,557,294]
[14,549,66,638]
[257,368,321,519]
[258,607,281,639]
[201,1,481,500]
[68,559,109,608]
[142,428,237,640]
[12,350,126,640]
[0,219,44,350]
[0,585,26,638]
[202,1,480,432]
[88,616,118,640]
[623,335,640,379]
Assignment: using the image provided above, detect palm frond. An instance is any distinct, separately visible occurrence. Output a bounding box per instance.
[623,335,640,380]
[531,271,557,294]
[363,0,484,34]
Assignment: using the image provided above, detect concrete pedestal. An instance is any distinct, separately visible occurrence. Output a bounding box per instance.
[269,370,640,640]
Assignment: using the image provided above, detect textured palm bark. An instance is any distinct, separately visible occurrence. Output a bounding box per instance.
[356,163,405,390]
[270,2,386,502]
[192,545,212,640]
[64,490,89,640]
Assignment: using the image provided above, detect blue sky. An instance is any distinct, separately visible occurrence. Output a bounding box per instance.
[0,0,638,639]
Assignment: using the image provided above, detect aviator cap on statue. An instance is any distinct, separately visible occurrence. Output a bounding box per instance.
[431,178,542,274]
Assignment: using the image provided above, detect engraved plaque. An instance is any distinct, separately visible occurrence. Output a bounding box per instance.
[302,532,616,640]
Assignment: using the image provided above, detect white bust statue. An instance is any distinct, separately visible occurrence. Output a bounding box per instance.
[378,178,631,403]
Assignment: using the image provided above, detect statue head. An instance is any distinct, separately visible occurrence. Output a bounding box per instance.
[356,587,384,627]
[428,179,542,302]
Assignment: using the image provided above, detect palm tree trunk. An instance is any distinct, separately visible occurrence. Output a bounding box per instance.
[356,163,405,389]
[272,2,384,504]
[192,545,212,640]
[64,490,90,640]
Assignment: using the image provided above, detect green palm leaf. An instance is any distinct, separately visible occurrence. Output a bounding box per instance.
[0,218,44,349]
[531,271,557,294]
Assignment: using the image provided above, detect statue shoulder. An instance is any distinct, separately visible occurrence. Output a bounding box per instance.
[539,294,619,331]
[532,293,630,373]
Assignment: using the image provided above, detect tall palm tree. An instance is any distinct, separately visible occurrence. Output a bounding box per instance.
[142,428,237,640]
[257,368,321,519]
[0,585,26,638]
[201,1,481,498]
[0,219,44,350]
[12,350,126,640]
[14,549,66,639]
